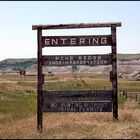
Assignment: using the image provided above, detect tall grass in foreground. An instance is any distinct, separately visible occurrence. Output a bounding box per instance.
[0,92,36,124]
[0,76,140,139]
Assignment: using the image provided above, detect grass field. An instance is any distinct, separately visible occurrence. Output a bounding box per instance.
[0,74,140,139]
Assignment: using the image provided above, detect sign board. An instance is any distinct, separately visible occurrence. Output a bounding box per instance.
[43,101,112,112]
[42,54,112,66]
[42,35,112,47]
[72,64,77,72]
[20,69,26,76]
[43,90,112,99]
[43,90,112,112]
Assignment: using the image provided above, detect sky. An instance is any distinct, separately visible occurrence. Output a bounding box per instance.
[0,1,140,61]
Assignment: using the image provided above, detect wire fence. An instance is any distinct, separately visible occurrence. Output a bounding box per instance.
[119,91,140,102]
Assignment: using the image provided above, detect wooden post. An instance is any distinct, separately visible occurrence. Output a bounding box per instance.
[125,91,127,99]
[37,29,43,132]
[111,25,118,120]
[123,90,125,97]
[136,94,137,102]
[119,93,121,97]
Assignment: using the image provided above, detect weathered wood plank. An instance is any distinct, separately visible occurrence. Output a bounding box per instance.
[42,54,112,66]
[37,29,43,132]
[43,90,113,101]
[32,22,121,30]
[42,35,112,47]
[111,25,118,120]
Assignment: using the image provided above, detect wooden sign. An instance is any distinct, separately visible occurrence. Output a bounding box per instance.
[43,101,112,112]
[43,90,112,112]
[42,54,112,66]
[42,35,112,47]
[20,69,26,76]
[72,64,78,72]
[43,90,112,100]
[32,22,121,132]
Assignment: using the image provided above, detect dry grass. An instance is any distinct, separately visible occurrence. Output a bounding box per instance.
[0,108,140,139]
[0,82,37,94]
[0,74,140,139]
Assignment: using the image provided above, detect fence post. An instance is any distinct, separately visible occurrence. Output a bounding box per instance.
[125,91,128,99]
[123,90,125,98]
[130,92,131,99]
[136,94,137,102]
[125,91,127,99]
[119,93,121,97]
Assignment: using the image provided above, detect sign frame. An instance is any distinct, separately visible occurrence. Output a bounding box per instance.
[32,22,121,132]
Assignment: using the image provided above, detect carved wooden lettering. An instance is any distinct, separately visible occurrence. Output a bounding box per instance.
[42,54,112,66]
[42,35,112,47]
[43,101,112,112]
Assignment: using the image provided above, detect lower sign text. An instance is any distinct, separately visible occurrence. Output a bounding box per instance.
[43,101,112,112]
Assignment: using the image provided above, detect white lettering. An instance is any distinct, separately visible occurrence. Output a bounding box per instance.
[65,61,69,65]
[60,56,64,61]
[104,60,107,64]
[45,39,50,46]
[70,56,73,61]
[83,61,86,65]
[93,56,97,60]
[51,39,58,45]
[76,61,79,64]
[92,38,99,44]
[65,56,69,61]
[58,61,61,65]
[52,61,56,65]
[88,56,92,60]
[70,38,76,45]
[83,56,87,60]
[88,38,91,44]
[70,61,73,64]
[62,61,65,64]
[80,38,85,45]
[100,60,103,64]
[80,61,83,64]
[45,36,109,46]
[55,56,59,61]
[78,56,82,60]
[60,38,67,45]
[73,61,76,64]
[98,56,101,60]
[101,37,107,44]
[49,61,52,65]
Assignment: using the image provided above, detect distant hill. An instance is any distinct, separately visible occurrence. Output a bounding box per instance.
[0,58,36,73]
[117,53,140,61]
[0,54,140,78]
